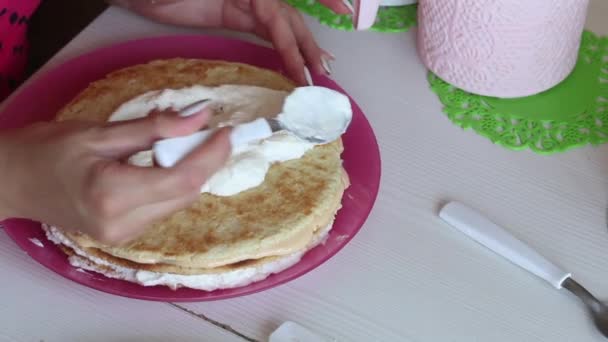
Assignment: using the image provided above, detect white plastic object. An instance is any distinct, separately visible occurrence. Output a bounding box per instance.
[269,321,329,342]
[354,0,381,30]
[153,118,273,168]
[230,117,273,147]
[353,0,417,30]
[439,201,571,289]
[341,0,354,13]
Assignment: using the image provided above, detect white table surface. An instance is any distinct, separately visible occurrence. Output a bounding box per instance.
[3,2,608,341]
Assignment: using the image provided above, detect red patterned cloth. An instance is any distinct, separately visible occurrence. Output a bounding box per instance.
[0,0,40,101]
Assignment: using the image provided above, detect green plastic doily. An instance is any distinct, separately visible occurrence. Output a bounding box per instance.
[429,30,608,154]
[284,0,417,32]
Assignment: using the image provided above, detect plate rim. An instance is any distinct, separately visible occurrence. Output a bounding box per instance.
[0,34,382,302]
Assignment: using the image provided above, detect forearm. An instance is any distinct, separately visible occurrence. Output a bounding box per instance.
[108,0,224,29]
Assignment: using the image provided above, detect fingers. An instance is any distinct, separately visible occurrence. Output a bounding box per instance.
[284,4,331,77]
[80,125,231,246]
[97,194,198,245]
[221,0,257,32]
[90,127,231,212]
[318,0,354,14]
[252,0,308,85]
[252,0,334,84]
[224,0,331,84]
[96,107,212,158]
[175,126,232,179]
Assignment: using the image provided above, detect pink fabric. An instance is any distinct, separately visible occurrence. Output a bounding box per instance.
[0,0,40,101]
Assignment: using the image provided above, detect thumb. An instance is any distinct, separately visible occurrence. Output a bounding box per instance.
[96,106,212,158]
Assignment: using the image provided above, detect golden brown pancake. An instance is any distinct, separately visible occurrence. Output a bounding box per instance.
[53,58,349,271]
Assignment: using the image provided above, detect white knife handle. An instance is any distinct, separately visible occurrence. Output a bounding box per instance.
[439,202,571,289]
[153,118,273,168]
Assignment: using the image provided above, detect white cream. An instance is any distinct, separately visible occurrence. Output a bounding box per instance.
[109,85,287,127]
[278,86,352,143]
[44,223,333,291]
[109,85,316,196]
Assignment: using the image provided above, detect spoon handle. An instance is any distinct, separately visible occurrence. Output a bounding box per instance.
[439,202,571,289]
[153,118,273,168]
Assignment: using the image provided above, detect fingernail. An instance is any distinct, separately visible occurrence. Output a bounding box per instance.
[324,50,336,60]
[304,66,314,86]
[321,56,332,75]
[179,99,211,117]
[341,0,355,14]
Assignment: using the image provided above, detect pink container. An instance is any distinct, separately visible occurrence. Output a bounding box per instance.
[416,0,589,98]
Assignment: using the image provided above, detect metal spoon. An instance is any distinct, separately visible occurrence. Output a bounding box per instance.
[181,99,330,143]
[153,87,352,168]
[439,201,608,338]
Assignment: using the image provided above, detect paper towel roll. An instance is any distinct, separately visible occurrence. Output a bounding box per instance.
[416,0,589,98]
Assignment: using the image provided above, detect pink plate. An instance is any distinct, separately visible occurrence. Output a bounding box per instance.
[0,35,381,302]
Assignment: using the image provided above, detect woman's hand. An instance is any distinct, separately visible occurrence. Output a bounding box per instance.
[109,0,337,85]
[221,0,336,85]
[0,109,230,245]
